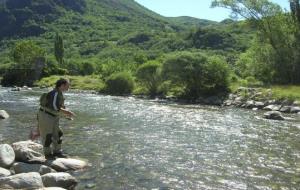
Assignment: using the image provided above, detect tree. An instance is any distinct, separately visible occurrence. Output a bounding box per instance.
[162,52,230,99]
[2,40,46,86]
[104,72,135,95]
[212,0,300,84]
[54,32,64,65]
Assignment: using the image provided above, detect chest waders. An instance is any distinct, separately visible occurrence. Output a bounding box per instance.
[38,89,64,156]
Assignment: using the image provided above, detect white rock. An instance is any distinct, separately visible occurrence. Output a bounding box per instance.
[0,144,15,168]
[0,110,9,119]
[48,158,88,172]
[12,141,43,153]
[0,167,11,177]
[0,172,44,189]
[13,162,56,175]
[42,172,77,189]
[12,141,45,163]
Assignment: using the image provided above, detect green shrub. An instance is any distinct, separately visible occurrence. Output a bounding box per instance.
[162,52,230,99]
[104,72,134,95]
[136,61,161,96]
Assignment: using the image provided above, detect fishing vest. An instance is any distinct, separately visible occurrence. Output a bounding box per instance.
[40,89,64,115]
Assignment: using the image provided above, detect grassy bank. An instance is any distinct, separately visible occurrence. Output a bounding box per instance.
[270,85,300,101]
[37,75,300,102]
[35,75,105,91]
[230,81,300,102]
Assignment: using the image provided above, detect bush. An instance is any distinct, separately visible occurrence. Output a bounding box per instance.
[162,52,230,99]
[104,72,134,95]
[136,61,161,96]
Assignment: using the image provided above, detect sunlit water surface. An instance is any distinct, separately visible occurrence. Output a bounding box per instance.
[0,87,299,190]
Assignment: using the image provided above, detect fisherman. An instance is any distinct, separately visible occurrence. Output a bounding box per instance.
[38,78,75,159]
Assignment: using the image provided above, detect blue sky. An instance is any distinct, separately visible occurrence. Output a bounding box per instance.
[135,0,290,22]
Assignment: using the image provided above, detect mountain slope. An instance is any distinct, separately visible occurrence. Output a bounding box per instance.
[0,0,254,73]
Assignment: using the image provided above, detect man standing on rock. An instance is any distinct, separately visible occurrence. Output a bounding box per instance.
[38,78,75,159]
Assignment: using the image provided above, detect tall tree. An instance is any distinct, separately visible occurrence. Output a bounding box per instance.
[212,0,300,84]
[54,32,64,65]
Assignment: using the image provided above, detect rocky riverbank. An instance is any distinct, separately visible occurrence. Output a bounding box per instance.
[0,141,88,189]
[223,87,300,120]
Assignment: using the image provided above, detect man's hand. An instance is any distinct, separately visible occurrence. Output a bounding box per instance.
[66,110,76,117]
[60,108,76,117]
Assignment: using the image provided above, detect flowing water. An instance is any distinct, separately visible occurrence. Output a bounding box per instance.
[0,87,300,190]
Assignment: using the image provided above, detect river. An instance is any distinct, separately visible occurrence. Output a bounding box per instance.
[0,87,299,190]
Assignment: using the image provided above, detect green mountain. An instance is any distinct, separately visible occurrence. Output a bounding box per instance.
[0,0,254,76]
[168,16,218,28]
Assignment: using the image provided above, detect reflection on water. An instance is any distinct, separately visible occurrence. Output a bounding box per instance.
[0,87,300,190]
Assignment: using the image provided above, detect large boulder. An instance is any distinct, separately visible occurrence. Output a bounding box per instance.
[0,167,11,177]
[48,158,88,172]
[0,172,44,189]
[0,144,15,168]
[13,162,56,175]
[264,111,285,120]
[0,110,9,119]
[42,172,78,189]
[12,141,45,164]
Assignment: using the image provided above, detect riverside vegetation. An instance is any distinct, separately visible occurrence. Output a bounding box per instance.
[0,0,300,103]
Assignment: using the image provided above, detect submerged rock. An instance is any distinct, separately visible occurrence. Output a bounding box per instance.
[13,162,56,175]
[0,167,11,177]
[0,144,15,168]
[42,172,78,189]
[12,141,45,164]
[0,172,44,189]
[264,111,285,120]
[0,110,9,119]
[48,158,88,172]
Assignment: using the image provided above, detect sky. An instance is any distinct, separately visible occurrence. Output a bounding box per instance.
[135,0,291,22]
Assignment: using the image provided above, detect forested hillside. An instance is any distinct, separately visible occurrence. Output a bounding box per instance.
[5,0,294,100]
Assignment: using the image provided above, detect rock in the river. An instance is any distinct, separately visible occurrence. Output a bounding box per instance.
[0,167,11,177]
[263,105,282,111]
[38,188,67,190]
[0,110,9,119]
[245,100,256,109]
[48,158,88,172]
[42,172,78,189]
[13,162,56,175]
[293,100,300,106]
[280,106,292,113]
[0,172,44,189]
[0,144,15,168]
[254,101,265,109]
[290,106,300,113]
[12,141,45,164]
[264,111,285,120]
